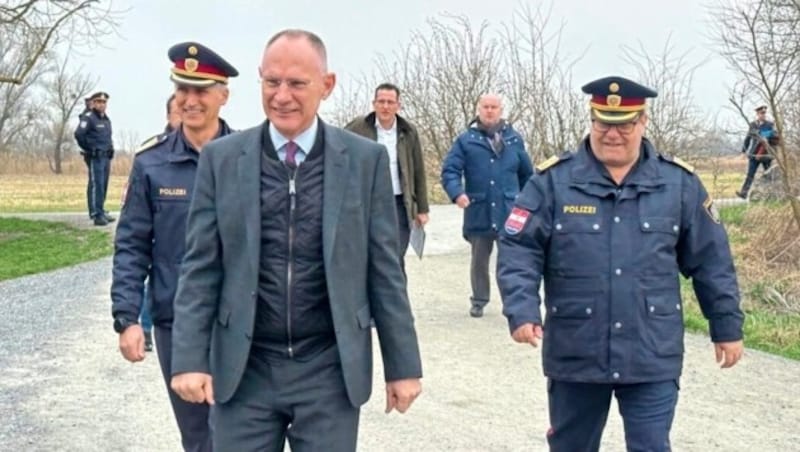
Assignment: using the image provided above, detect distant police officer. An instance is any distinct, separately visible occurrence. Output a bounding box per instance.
[110,41,238,452]
[736,105,777,199]
[74,91,115,226]
[496,76,745,452]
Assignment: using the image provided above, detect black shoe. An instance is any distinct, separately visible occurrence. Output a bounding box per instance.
[736,190,747,200]
[93,216,109,226]
[144,331,153,352]
[104,214,116,223]
[469,305,484,318]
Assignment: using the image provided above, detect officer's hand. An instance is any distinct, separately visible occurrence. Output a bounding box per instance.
[512,323,544,347]
[455,194,470,209]
[714,340,744,368]
[118,324,146,362]
[416,213,429,226]
[171,372,214,405]
[385,378,422,414]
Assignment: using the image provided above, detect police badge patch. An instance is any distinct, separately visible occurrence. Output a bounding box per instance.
[79,121,87,128]
[505,207,530,235]
[703,196,720,224]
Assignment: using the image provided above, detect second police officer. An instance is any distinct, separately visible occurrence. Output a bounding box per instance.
[110,42,238,452]
[497,76,745,451]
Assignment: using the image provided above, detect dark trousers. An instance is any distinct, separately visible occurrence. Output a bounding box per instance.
[740,156,772,195]
[211,344,359,452]
[154,326,212,452]
[547,379,679,452]
[85,155,110,219]
[395,195,411,275]
[467,235,497,307]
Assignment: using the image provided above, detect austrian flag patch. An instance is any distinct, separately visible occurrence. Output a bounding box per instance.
[504,207,530,235]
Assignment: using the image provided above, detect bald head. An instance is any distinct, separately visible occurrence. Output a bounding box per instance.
[477,93,503,126]
[264,29,328,71]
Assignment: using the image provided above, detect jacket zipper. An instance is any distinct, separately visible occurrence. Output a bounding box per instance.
[286,168,297,358]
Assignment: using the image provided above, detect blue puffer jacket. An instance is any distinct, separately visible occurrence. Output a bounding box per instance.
[441,120,533,238]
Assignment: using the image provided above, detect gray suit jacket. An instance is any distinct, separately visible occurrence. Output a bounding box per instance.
[171,120,422,406]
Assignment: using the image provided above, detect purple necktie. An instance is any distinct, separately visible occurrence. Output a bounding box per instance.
[284,141,298,168]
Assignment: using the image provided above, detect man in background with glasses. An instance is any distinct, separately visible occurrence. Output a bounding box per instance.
[496,76,744,451]
[345,83,430,275]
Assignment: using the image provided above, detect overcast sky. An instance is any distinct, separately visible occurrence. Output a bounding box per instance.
[69,0,738,146]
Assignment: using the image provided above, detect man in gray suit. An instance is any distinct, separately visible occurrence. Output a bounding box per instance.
[170,29,423,451]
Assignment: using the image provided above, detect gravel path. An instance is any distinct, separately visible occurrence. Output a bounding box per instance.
[1,204,798,451]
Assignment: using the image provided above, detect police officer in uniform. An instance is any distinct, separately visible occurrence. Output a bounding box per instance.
[496,76,745,452]
[110,42,238,452]
[74,91,115,226]
[736,105,777,199]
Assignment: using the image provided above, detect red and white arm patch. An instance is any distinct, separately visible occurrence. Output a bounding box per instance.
[504,207,530,235]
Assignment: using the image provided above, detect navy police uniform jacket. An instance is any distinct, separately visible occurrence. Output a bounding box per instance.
[111,119,233,327]
[74,110,114,156]
[441,120,533,238]
[496,137,744,384]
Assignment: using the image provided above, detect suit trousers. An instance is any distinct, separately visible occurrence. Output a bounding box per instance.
[211,343,360,452]
[154,326,212,452]
[467,234,497,307]
[546,379,679,452]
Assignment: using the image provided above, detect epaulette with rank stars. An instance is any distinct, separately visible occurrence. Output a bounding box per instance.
[135,134,168,155]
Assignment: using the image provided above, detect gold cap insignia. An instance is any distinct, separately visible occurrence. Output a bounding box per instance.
[185,58,199,73]
[609,82,619,93]
[607,94,622,107]
[188,45,198,56]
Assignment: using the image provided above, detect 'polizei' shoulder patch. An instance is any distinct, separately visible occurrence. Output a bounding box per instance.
[505,207,530,235]
[135,134,167,155]
[703,195,720,224]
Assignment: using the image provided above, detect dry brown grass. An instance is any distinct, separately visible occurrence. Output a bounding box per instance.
[730,204,800,313]
[0,153,748,212]
[0,153,133,213]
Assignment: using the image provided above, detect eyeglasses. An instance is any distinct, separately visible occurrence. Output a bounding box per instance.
[591,120,639,135]
[260,77,311,91]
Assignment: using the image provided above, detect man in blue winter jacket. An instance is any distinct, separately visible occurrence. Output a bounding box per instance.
[441,93,533,318]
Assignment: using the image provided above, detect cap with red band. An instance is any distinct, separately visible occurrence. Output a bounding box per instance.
[581,76,658,124]
[167,41,239,87]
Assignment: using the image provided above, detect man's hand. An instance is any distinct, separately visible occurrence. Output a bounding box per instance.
[171,372,214,405]
[512,323,544,347]
[118,324,145,362]
[416,213,429,226]
[714,340,744,368]
[455,194,470,209]
[385,378,422,414]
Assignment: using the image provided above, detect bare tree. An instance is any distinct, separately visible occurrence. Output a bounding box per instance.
[0,26,52,152]
[43,50,96,173]
[0,0,123,85]
[709,0,800,228]
[374,13,503,166]
[620,35,708,161]
[498,2,587,161]
[326,73,376,127]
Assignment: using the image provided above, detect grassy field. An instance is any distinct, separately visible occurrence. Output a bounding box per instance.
[0,166,746,213]
[0,217,113,281]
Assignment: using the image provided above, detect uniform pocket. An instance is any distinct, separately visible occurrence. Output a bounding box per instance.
[644,294,684,356]
[544,296,599,359]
